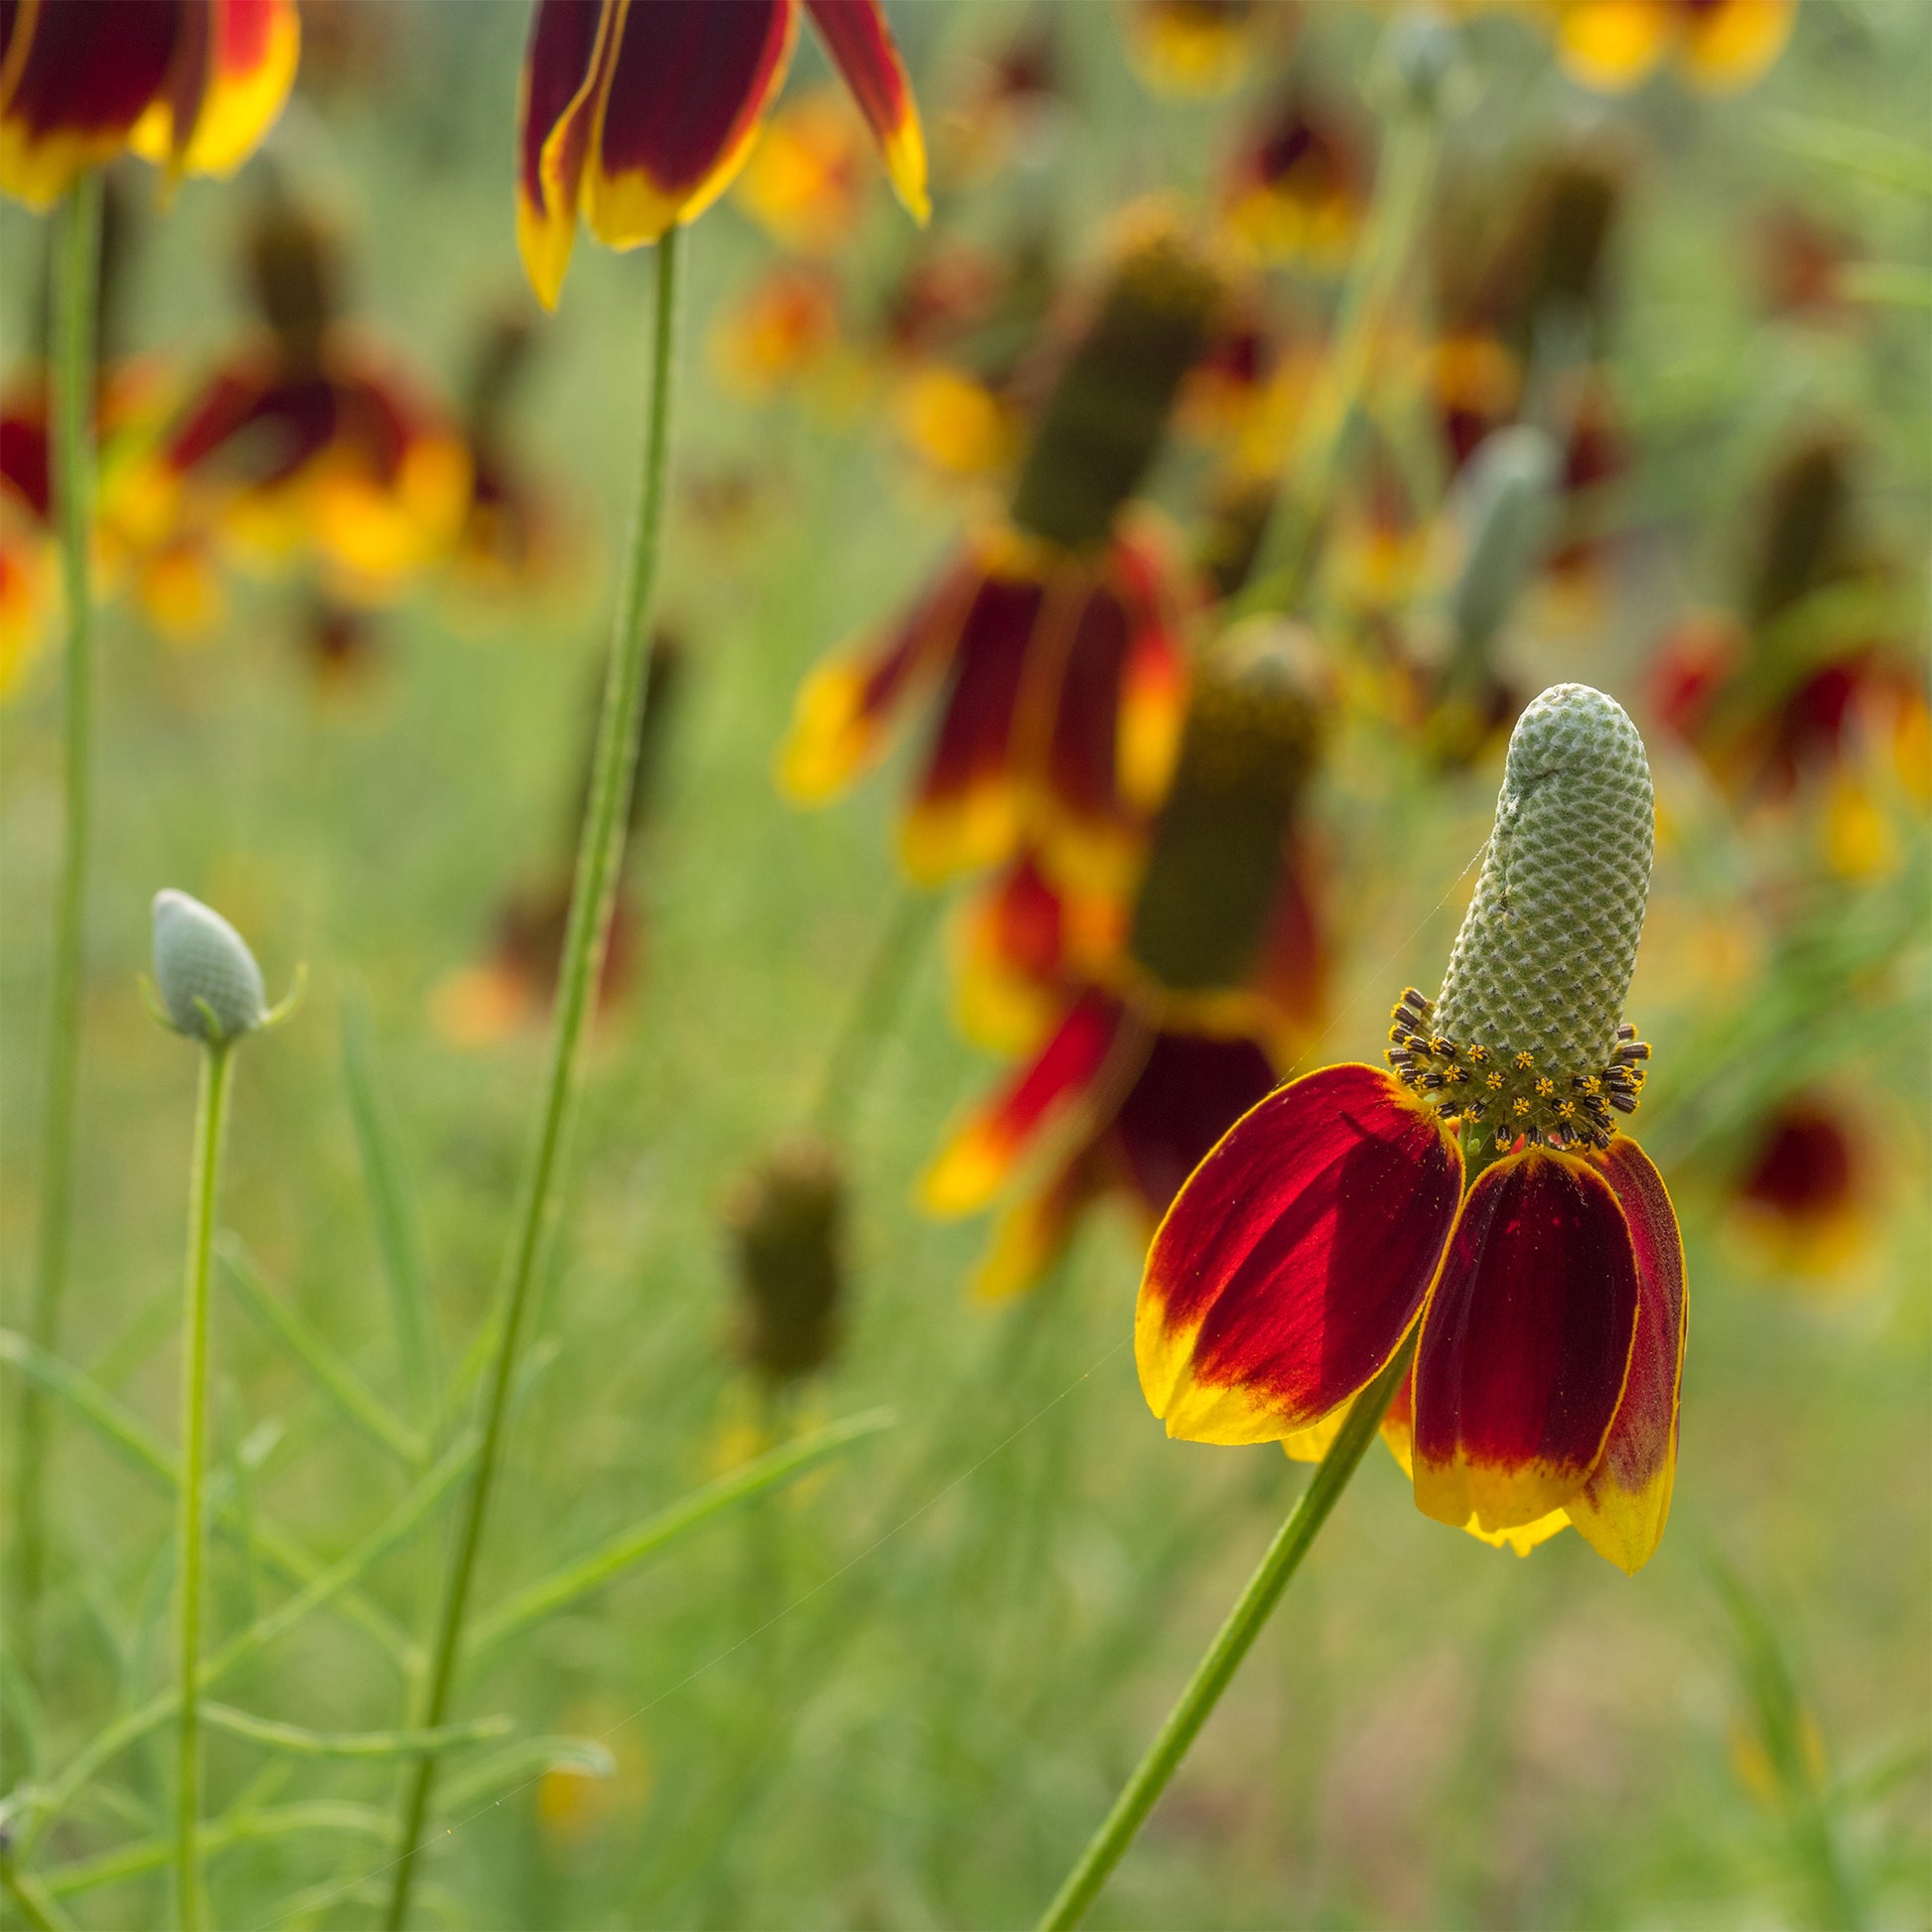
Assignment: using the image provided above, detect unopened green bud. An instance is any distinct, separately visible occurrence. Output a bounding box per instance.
[726,1140,848,1387]
[151,891,267,1043]
[1436,684,1652,1076]
[1448,424,1562,659]
[1386,9,1457,115]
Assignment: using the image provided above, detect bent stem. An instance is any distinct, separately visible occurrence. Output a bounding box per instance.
[13,173,104,1685]
[175,1041,236,1932]
[1036,1331,1417,1932]
[382,226,683,1932]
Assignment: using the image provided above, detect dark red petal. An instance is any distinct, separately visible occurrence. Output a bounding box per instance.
[901,563,1045,880]
[1413,1149,1640,1533]
[1567,1138,1687,1572]
[803,0,927,219]
[0,0,180,208]
[1112,1029,1277,1220]
[1138,1062,1462,1445]
[585,0,794,245]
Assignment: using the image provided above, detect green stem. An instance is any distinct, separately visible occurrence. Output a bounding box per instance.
[1035,1331,1416,1931]
[174,1041,235,1932]
[382,225,683,1932]
[1233,107,1438,622]
[12,172,103,1690]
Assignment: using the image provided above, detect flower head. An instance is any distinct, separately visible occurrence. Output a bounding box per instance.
[0,0,300,210]
[1552,0,1795,95]
[515,0,928,310]
[1137,684,1687,1573]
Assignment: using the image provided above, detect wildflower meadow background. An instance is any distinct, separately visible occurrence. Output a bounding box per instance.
[1,3,1927,1928]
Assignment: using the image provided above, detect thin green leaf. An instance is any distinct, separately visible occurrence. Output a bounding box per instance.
[0,1327,413,1669]
[217,1235,424,1465]
[41,1802,393,1900]
[199,1702,511,1759]
[434,1736,616,1817]
[467,1406,894,1656]
[1763,112,1932,197]
[17,1432,477,1859]
[342,992,439,1416]
[0,1856,73,1932]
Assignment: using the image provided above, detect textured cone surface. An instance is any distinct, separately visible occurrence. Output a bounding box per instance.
[1435,684,1651,1074]
[152,891,268,1042]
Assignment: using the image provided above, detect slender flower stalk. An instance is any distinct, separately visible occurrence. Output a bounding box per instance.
[146,888,295,1932]
[383,227,683,1932]
[1037,1335,1415,1932]
[12,172,103,1683]
[172,1037,234,1932]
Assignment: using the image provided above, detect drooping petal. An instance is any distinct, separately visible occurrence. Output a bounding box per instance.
[971,1139,1106,1303]
[778,548,980,801]
[802,0,927,222]
[1412,1149,1640,1535]
[1248,832,1328,1053]
[584,0,797,251]
[1034,571,1138,891]
[514,0,614,309]
[1112,1029,1277,1224]
[1566,1137,1687,1573]
[951,853,1072,1054]
[1553,0,1675,92]
[1364,1361,1570,1553]
[900,561,1047,882]
[0,0,182,209]
[130,0,299,180]
[1138,1062,1462,1447]
[1676,0,1794,92]
[921,988,1131,1216]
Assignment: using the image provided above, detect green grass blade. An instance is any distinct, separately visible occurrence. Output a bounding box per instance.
[0,1326,414,1669]
[16,1432,477,1859]
[217,1236,425,1465]
[342,993,440,1418]
[1762,112,1932,197]
[434,1737,615,1817]
[200,1703,512,1759]
[465,1406,895,1657]
[42,1802,395,1899]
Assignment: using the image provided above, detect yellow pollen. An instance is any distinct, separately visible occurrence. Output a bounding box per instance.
[1581,1075,1600,1095]
[1557,1099,1576,1119]
[1485,1072,1503,1090]
[1513,1097,1531,1116]
[1535,1076,1555,1097]
[1513,1051,1535,1070]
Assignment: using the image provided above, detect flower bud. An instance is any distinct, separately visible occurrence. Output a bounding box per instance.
[1128,629,1322,997]
[1386,9,1456,115]
[725,1140,848,1386]
[1447,424,1562,659]
[1009,213,1223,552]
[151,891,268,1043]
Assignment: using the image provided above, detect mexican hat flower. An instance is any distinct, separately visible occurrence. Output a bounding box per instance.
[515,0,928,310]
[1220,88,1372,270]
[1138,684,1688,1573]
[780,217,1221,890]
[134,189,470,605]
[0,0,300,210]
[1550,0,1795,95]
[923,638,1332,1300]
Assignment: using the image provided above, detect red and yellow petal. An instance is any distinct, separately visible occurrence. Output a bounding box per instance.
[515,0,617,309]
[899,563,1047,882]
[777,549,978,802]
[1412,1149,1641,1536]
[584,0,797,252]
[1111,1028,1278,1226]
[920,988,1130,1217]
[130,0,299,181]
[951,853,1073,1055]
[1138,1062,1462,1447]
[1565,1138,1687,1574]
[0,0,181,208]
[802,0,928,224]
[971,1141,1106,1303]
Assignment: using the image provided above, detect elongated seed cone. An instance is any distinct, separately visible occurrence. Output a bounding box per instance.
[726,1139,848,1386]
[1435,684,1652,1074]
[151,890,268,1042]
